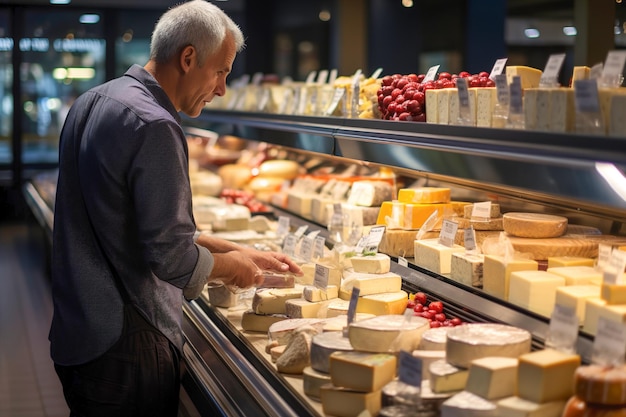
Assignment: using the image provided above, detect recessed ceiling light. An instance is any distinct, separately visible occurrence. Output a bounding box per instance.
[563,26,577,36]
[50,0,71,4]
[79,14,100,24]
[524,28,540,38]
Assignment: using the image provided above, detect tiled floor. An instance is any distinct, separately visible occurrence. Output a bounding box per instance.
[0,219,69,417]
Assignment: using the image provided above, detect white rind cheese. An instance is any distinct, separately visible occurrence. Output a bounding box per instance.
[429,359,469,393]
[413,350,446,381]
[320,385,382,417]
[275,326,315,374]
[347,180,393,207]
[267,318,326,345]
[496,396,565,417]
[303,285,339,302]
[285,298,326,319]
[446,323,532,369]
[310,331,354,374]
[252,285,304,315]
[418,327,453,351]
[241,310,288,332]
[440,390,497,417]
[302,366,331,399]
[348,315,429,353]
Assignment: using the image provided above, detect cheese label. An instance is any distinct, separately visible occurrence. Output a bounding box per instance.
[423,65,440,83]
[283,234,297,256]
[438,219,459,248]
[464,227,477,251]
[601,50,626,87]
[345,287,361,337]
[489,57,508,80]
[546,304,579,353]
[471,201,492,221]
[277,216,290,237]
[598,244,613,271]
[605,250,626,285]
[398,256,408,267]
[314,263,330,289]
[574,79,601,113]
[300,236,313,262]
[324,87,345,116]
[540,53,566,87]
[358,225,386,255]
[509,76,523,114]
[314,236,326,259]
[495,74,509,105]
[592,316,626,366]
[456,77,472,125]
[258,88,271,112]
[398,350,423,387]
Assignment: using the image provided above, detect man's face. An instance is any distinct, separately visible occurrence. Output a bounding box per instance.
[181,34,236,117]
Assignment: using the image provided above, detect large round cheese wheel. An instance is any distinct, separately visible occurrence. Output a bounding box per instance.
[310,331,354,373]
[418,327,453,351]
[445,323,531,368]
[257,159,301,180]
[348,315,429,353]
[217,164,252,189]
[502,212,568,238]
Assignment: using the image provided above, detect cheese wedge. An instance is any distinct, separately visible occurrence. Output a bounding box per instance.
[252,286,304,315]
[349,253,391,274]
[303,285,339,302]
[241,310,288,332]
[429,359,469,393]
[302,366,331,399]
[310,331,354,373]
[582,297,607,336]
[413,350,446,381]
[341,271,402,296]
[398,187,451,204]
[601,283,626,304]
[506,66,543,89]
[497,396,566,417]
[285,298,326,319]
[356,290,409,316]
[441,391,498,416]
[329,351,397,392]
[546,266,601,286]
[418,327,453,351]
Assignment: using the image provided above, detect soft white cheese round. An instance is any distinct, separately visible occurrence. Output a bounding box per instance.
[310,331,354,373]
[348,315,429,353]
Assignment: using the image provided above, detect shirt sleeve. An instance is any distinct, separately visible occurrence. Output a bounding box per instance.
[183,244,214,300]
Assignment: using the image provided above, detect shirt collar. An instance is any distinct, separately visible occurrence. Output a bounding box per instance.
[124,64,181,124]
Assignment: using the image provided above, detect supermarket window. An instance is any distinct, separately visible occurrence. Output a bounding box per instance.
[115,10,162,77]
[0,9,11,166]
[21,8,105,164]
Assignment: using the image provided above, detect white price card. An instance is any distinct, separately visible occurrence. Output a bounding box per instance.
[590,62,603,80]
[347,287,360,326]
[299,236,313,262]
[278,88,293,114]
[540,53,566,87]
[324,87,345,116]
[398,351,423,387]
[603,249,626,285]
[509,76,523,114]
[257,88,271,112]
[251,72,264,86]
[305,70,318,85]
[362,225,386,255]
[456,77,470,108]
[574,79,601,113]
[423,65,440,83]
[294,225,309,239]
[277,216,290,237]
[597,243,613,271]
[438,219,459,247]
[489,58,508,80]
[398,256,408,267]
[370,67,383,79]
[314,236,326,259]
[602,50,626,82]
[283,234,297,257]
[328,68,338,85]
[464,227,477,252]
[471,201,492,221]
[314,263,330,290]
[495,74,509,105]
[592,316,626,367]
[317,69,329,85]
[546,304,579,353]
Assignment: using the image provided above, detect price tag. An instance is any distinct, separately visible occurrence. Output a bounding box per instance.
[344,287,361,337]
[297,86,309,115]
[471,201,492,221]
[277,216,290,237]
[540,53,566,87]
[603,249,626,285]
[324,87,345,116]
[299,236,313,262]
[590,62,603,80]
[314,263,330,289]
[592,317,626,366]
[574,79,601,113]
[508,76,523,115]
[283,234,297,257]
[546,304,579,353]
[251,72,264,86]
[423,65,440,83]
[362,225,386,255]
[456,77,470,108]
[464,227,477,251]
[314,236,326,259]
[370,67,383,79]
[494,74,509,105]
[601,50,626,85]
[294,225,308,239]
[438,219,458,247]
[398,351,423,387]
[258,88,271,112]
[398,256,408,267]
[290,87,302,115]
[317,69,329,85]
[597,243,614,271]
[305,70,318,85]
[278,88,293,114]
[488,58,508,80]
[328,68,338,85]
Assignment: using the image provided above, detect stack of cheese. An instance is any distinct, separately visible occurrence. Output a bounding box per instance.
[285,176,332,218]
[376,187,468,257]
[425,85,496,127]
[192,196,251,232]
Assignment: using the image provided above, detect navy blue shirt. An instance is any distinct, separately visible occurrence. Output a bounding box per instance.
[50,65,213,365]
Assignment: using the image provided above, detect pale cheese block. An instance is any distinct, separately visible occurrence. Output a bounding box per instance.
[547,266,603,286]
[496,396,566,417]
[418,327,453,351]
[321,313,375,332]
[252,285,304,315]
[267,318,326,345]
[571,66,590,82]
[446,323,532,369]
[320,385,382,417]
[302,366,331,399]
[326,299,350,317]
[275,326,315,374]
[465,356,518,400]
[601,283,626,304]
[347,180,393,207]
[356,290,409,316]
[310,194,343,224]
[517,348,580,403]
[206,285,239,308]
[483,255,538,300]
[463,203,501,219]
[450,252,484,287]
[298,262,342,287]
[425,89,440,123]
[595,304,626,332]
[341,271,402,296]
[310,331,354,373]
[329,351,397,392]
[548,88,576,133]
[449,87,477,126]
[502,213,568,239]
[404,202,454,229]
[436,88,454,125]
[440,391,497,417]
[555,285,600,324]
[582,297,607,335]
[609,94,626,137]
[414,238,466,275]
[240,310,288,332]
[524,88,539,130]
[506,66,543,89]
[378,228,439,258]
[429,359,469,393]
[269,344,286,362]
[348,315,429,353]
[456,216,503,231]
[413,350,446,381]
[398,187,451,204]
[508,270,565,317]
[340,203,381,227]
[547,256,595,268]
[285,298,326,319]
[476,87,497,127]
[303,285,339,302]
[349,253,391,274]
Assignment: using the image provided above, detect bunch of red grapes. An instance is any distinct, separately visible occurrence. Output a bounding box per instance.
[377,71,495,122]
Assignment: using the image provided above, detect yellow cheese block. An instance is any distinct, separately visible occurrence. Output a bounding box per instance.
[546,266,603,286]
[404,202,453,229]
[398,187,451,204]
[506,66,543,89]
[601,282,626,304]
[376,201,405,228]
[547,256,595,268]
[378,228,439,257]
[329,351,397,392]
[502,212,568,238]
[341,271,402,296]
[517,348,580,403]
[483,255,539,300]
[508,270,565,317]
[466,356,518,400]
[582,297,607,336]
[571,66,590,83]
[320,385,382,417]
[356,290,409,316]
[556,285,601,324]
[414,238,465,275]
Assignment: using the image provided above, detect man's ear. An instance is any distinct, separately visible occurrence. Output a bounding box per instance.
[179,45,196,74]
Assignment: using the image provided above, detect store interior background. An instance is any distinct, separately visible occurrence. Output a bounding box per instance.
[0,0,624,221]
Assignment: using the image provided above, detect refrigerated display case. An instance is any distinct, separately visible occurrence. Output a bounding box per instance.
[24,108,626,416]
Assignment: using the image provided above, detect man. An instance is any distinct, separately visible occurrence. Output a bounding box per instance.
[50,1,301,416]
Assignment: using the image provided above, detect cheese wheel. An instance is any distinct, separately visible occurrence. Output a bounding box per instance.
[348,315,429,353]
[257,159,301,180]
[310,331,353,373]
[502,212,568,238]
[573,364,626,405]
[446,323,532,368]
[440,391,497,416]
[418,327,453,351]
[302,366,331,399]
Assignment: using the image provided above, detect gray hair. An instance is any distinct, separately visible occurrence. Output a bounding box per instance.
[150,0,245,66]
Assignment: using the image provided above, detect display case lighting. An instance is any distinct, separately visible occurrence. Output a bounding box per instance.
[562,26,577,36]
[50,0,71,4]
[524,28,540,38]
[52,67,95,80]
[79,14,100,24]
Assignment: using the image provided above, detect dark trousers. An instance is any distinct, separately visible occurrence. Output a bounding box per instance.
[55,304,181,417]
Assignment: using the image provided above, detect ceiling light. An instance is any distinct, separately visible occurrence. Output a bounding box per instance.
[50,0,71,4]
[402,0,414,6]
[319,10,331,22]
[524,28,540,38]
[79,14,100,24]
[563,26,577,36]
[52,67,95,80]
